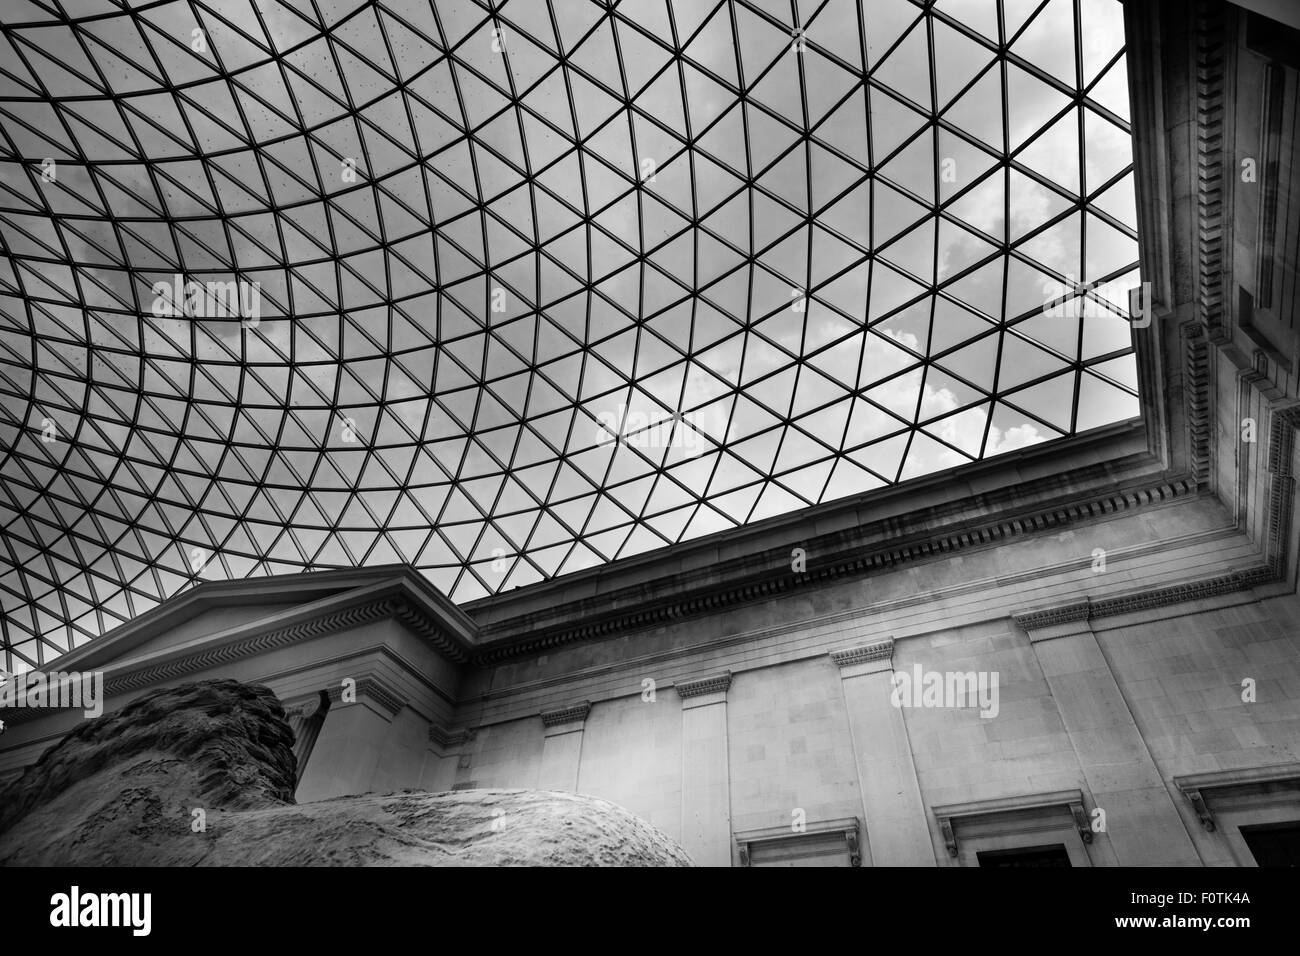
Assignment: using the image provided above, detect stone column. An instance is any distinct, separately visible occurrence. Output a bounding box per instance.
[424,723,473,793]
[831,638,935,866]
[1016,605,1201,865]
[282,689,331,788]
[537,701,591,792]
[676,672,733,867]
[296,675,407,802]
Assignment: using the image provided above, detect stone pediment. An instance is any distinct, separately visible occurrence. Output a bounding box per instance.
[1,566,479,727]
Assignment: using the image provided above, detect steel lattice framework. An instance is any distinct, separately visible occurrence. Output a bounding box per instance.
[0,0,1140,673]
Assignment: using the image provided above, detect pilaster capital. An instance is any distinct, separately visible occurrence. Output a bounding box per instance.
[541,701,591,736]
[326,673,407,721]
[428,722,476,753]
[675,671,731,708]
[281,689,329,721]
[1014,601,1094,643]
[830,637,894,677]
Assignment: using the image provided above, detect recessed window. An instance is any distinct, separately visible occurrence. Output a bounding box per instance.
[747,831,857,867]
[1240,822,1300,867]
[978,844,1072,867]
[934,789,1096,866]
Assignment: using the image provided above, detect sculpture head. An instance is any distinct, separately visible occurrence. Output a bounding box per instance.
[0,678,296,842]
[0,677,692,867]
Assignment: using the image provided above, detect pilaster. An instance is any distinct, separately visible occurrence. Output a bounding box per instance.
[1015,606,1202,865]
[537,701,591,792]
[676,672,733,867]
[830,637,935,866]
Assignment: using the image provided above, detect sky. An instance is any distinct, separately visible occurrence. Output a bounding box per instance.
[0,0,1140,670]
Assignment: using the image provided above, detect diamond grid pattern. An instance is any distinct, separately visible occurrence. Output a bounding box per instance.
[0,0,1140,673]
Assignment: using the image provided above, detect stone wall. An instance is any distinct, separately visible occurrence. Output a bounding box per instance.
[435,545,1300,865]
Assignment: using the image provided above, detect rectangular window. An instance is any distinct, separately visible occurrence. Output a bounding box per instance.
[1240,821,1300,867]
[734,817,861,867]
[749,831,857,867]
[933,789,1096,866]
[977,844,1072,867]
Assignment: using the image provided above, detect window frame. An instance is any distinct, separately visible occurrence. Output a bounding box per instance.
[933,788,1096,867]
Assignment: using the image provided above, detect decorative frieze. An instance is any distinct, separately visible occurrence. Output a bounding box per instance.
[1015,568,1269,634]
[1091,573,1259,616]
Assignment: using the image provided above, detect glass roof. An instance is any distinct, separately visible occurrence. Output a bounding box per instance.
[0,0,1140,672]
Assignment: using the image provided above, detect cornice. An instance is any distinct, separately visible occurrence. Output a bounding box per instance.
[471,473,1198,665]
[390,600,471,663]
[1,580,476,729]
[1266,406,1300,475]
[1093,567,1276,612]
[1194,0,1229,342]
[1014,402,1300,634]
[105,595,469,698]
[1014,567,1274,633]
[1182,322,1213,486]
[1264,405,1300,575]
[1,599,403,726]
[102,598,394,698]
